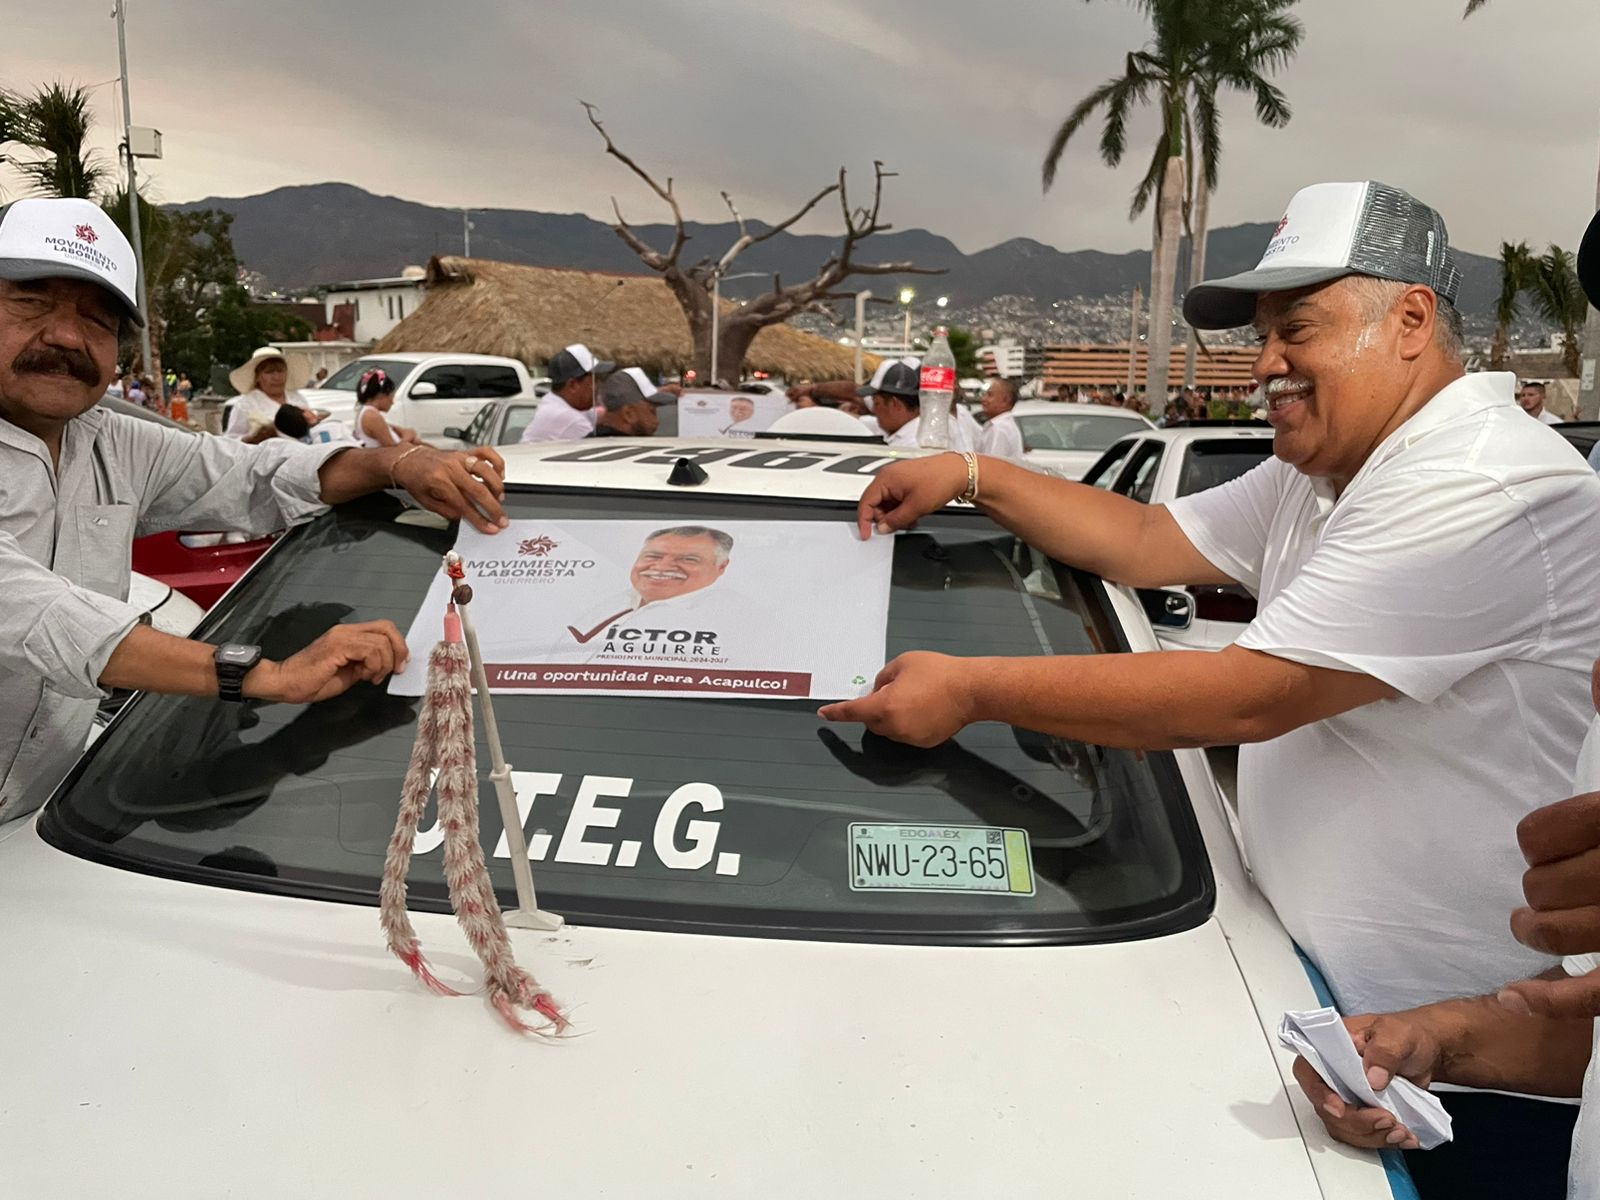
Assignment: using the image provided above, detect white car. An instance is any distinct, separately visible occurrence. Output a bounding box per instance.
[128,571,205,638]
[0,437,1392,1199]
[303,352,537,447]
[1082,424,1276,652]
[1009,400,1155,479]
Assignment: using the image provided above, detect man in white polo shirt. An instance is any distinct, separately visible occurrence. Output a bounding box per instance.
[521,343,614,443]
[823,181,1600,1197]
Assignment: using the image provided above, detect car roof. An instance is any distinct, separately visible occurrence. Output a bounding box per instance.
[354,352,524,366]
[1012,401,1152,420]
[1111,425,1275,445]
[495,436,941,503]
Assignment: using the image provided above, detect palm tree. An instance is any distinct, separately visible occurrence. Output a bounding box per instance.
[0,83,108,200]
[1490,241,1534,369]
[1526,246,1587,379]
[1043,0,1301,404]
[1182,0,1301,385]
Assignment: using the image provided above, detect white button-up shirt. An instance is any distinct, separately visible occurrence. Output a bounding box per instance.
[0,407,344,821]
[520,393,596,443]
[1167,372,1600,1015]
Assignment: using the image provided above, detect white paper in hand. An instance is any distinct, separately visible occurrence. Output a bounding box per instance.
[1278,1007,1453,1150]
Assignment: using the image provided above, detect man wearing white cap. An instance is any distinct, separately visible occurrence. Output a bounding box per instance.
[0,197,512,824]
[591,367,667,437]
[824,181,1600,1196]
[521,343,614,443]
[858,358,923,448]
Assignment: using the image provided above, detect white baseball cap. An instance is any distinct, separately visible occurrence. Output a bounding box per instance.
[857,356,922,399]
[548,343,616,385]
[0,197,143,326]
[1184,181,1462,331]
[618,366,659,399]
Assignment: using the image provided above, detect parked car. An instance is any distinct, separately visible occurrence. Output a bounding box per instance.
[1083,423,1276,651]
[127,570,204,637]
[0,435,1392,1199]
[448,395,681,444]
[300,352,536,447]
[1553,420,1600,461]
[1009,400,1155,479]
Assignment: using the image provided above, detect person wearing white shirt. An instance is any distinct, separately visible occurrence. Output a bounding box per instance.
[857,358,923,449]
[521,343,614,443]
[824,181,1600,1198]
[950,395,982,453]
[224,346,316,440]
[978,378,1026,462]
[1521,380,1565,424]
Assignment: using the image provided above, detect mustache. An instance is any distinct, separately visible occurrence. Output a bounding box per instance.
[13,346,101,386]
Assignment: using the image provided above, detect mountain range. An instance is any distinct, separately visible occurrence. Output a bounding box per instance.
[173,181,1503,317]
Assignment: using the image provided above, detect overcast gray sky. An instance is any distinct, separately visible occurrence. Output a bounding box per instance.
[5,0,1598,258]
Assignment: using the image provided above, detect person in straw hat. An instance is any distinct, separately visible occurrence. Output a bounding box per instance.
[223,345,323,441]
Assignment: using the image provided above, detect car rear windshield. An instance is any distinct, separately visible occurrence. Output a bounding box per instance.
[1175,439,1274,498]
[42,491,1212,946]
[1016,413,1146,453]
[318,358,421,393]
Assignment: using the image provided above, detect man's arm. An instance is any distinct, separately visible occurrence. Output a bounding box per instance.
[821,644,1396,749]
[100,621,410,703]
[856,453,1233,588]
[1294,976,1593,1151]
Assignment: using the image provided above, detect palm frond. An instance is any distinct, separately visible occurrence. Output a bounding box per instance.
[1464,0,1490,15]
[1042,75,1122,191]
[1191,80,1223,193]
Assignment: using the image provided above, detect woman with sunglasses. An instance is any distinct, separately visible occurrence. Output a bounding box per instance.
[354,369,421,448]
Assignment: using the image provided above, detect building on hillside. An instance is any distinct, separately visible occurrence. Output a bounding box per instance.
[374,257,876,382]
[1042,343,1258,392]
[322,268,427,343]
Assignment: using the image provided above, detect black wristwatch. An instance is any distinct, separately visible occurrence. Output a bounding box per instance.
[214,643,263,703]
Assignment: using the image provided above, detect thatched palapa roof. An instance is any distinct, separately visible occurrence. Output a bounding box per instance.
[374,257,873,380]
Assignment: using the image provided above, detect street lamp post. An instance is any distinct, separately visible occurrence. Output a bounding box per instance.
[854,290,873,384]
[898,287,916,352]
[710,270,765,386]
[113,1,153,376]
[462,209,474,257]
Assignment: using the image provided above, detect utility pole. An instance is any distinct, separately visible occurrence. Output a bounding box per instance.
[1126,285,1143,399]
[114,1,153,375]
[462,209,473,258]
[854,290,873,384]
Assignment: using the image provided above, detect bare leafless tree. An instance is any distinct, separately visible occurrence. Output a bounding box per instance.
[583,103,942,383]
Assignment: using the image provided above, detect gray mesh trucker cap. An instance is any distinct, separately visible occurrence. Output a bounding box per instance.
[1184,182,1463,330]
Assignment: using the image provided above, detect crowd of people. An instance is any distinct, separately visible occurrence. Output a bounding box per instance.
[6,175,1600,1199]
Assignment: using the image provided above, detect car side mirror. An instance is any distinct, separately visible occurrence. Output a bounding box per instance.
[442,426,465,440]
[1137,587,1194,630]
[410,381,438,398]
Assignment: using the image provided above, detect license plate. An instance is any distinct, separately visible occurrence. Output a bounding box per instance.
[848,823,1035,896]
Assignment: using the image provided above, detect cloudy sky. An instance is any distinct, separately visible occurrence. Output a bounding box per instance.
[5,0,1598,258]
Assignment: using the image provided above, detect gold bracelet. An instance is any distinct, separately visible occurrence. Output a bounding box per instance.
[388,444,426,489]
[957,451,980,503]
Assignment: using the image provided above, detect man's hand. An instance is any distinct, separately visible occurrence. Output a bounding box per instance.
[390,444,508,534]
[855,453,970,540]
[818,652,979,747]
[1499,791,1600,1019]
[243,620,411,704]
[1290,1013,1443,1152]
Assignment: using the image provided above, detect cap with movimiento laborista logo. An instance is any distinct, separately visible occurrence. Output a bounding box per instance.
[0,197,144,326]
[857,356,921,401]
[1184,181,1462,331]
[548,343,616,386]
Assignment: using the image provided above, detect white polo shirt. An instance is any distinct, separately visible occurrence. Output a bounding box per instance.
[1166,372,1600,1016]
[520,392,596,443]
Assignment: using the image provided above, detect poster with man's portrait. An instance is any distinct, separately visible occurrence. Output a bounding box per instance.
[677,392,788,439]
[391,520,893,700]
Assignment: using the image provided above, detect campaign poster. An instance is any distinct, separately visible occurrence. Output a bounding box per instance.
[391,519,892,700]
[677,391,789,439]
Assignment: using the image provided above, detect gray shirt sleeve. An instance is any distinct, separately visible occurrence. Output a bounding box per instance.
[0,528,144,699]
[104,415,354,537]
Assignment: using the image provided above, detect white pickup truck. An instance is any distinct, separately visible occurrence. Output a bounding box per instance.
[302,352,542,447]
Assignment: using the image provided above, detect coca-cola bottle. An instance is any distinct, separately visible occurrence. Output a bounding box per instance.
[917,328,957,449]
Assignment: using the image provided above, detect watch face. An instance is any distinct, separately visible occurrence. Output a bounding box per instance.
[217,645,259,667]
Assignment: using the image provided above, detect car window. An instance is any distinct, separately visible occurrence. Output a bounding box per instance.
[1114,442,1165,503]
[464,365,523,397]
[1081,438,1138,490]
[43,492,1211,947]
[320,359,419,393]
[499,404,541,444]
[1175,439,1274,498]
[416,365,468,399]
[1015,412,1147,453]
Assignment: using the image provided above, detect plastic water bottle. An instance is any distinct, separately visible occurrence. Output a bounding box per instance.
[917,328,957,449]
